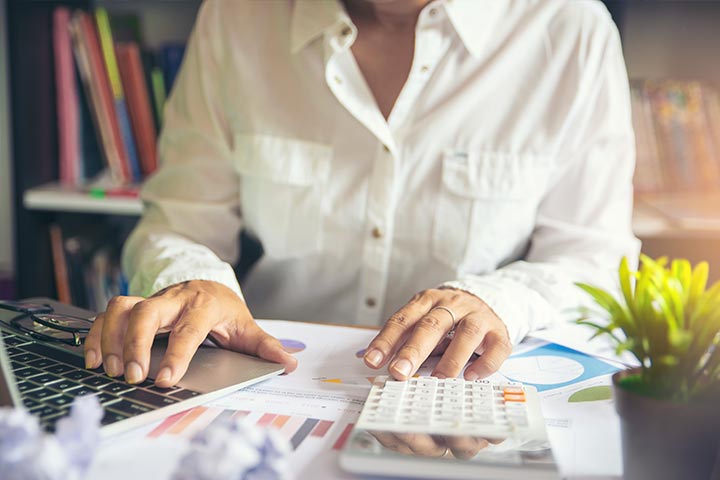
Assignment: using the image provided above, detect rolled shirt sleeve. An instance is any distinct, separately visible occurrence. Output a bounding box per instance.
[122,1,244,300]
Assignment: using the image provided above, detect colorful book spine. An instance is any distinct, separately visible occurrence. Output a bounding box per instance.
[151,67,167,126]
[53,8,80,185]
[116,42,158,176]
[95,7,142,183]
[70,12,130,184]
[160,44,186,93]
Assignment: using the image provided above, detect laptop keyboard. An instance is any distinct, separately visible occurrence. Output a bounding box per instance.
[2,330,200,431]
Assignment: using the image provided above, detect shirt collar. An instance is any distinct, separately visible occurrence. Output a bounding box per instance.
[290,0,505,59]
[444,0,506,58]
[290,0,352,54]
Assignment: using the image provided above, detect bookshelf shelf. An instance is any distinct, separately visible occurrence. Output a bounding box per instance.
[23,183,142,216]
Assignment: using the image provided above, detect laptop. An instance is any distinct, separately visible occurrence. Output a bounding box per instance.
[0,298,284,436]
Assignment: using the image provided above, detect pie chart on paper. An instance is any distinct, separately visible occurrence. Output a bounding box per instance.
[500,356,585,385]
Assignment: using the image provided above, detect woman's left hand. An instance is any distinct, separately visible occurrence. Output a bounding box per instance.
[363,288,512,381]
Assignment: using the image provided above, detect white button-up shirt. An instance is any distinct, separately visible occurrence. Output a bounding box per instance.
[124,0,640,344]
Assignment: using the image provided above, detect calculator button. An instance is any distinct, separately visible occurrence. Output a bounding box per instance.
[504,394,526,402]
[503,386,524,395]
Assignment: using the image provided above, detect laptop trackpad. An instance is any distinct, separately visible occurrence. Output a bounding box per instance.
[147,338,284,394]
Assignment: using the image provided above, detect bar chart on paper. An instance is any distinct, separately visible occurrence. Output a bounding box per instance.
[147,406,349,450]
[146,383,365,461]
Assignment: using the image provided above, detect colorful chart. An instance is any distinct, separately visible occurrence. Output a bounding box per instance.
[280,339,307,353]
[500,343,619,392]
[147,406,339,451]
[568,385,613,403]
[501,356,585,385]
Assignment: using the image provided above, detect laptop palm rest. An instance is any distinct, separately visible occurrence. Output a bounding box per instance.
[147,338,284,394]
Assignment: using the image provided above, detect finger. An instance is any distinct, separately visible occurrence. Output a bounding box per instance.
[429,337,451,357]
[233,324,299,374]
[371,432,414,455]
[123,297,183,384]
[388,305,454,380]
[155,308,213,387]
[84,313,104,369]
[432,316,486,379]
[394,433,446,457]
[464,330,512,380]
[100,296,144,377]
[363,293,434,369]
[446,436,489,460]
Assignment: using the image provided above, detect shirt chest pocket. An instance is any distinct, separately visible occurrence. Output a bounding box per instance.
[234,134,332,259]
[431,151,552,271]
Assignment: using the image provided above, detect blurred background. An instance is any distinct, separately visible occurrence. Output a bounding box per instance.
[1,0,719,310]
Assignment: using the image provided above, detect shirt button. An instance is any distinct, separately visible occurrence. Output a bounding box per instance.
[341,26,352,37]
[334,75,343,85]
[420,65,430,73]
[371,227,383,239]
[366,297,377,308]
[428,8,438,17]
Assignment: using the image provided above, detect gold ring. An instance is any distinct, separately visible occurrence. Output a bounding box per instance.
[442,446,451,457]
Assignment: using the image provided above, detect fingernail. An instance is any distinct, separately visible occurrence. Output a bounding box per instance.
[104,355,122,377]
[125,362,143,384]
[155,367,172,385]
[465,370,479,382]
[364,349,384,367]
[435,372,447,380]
[391,358,413,378]
[85,350,97,369]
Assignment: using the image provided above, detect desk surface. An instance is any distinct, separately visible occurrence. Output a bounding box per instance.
[80,319,623,480]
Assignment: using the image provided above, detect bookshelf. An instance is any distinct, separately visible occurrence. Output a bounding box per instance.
[7,0,200,303]
[7,0,720,304]
[607,0,720,283]
[23,183,142,216]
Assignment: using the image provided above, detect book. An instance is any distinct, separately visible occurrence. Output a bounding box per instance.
[75,60,105,182]
[53,8,81,185]
[70,11,131,184]
[116,42,158,176]
[160,43,186,93]
[631,80,720,194]
[48,221,129,310]
[151,66,167,126]
[49,224,72,304]
[95,7,142,183]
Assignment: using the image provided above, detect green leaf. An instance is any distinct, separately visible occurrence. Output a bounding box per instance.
[687,262,708,319]
[656,354,680,367]
[668,328,692,352]
[619,257,636,316]
[576,255,720,400]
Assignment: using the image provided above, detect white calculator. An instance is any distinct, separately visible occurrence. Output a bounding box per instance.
[339,376,560,480]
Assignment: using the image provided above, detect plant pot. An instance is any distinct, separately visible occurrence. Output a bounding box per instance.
[613,368,720,480]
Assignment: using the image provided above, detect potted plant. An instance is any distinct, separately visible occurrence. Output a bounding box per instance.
[576,255,720,480]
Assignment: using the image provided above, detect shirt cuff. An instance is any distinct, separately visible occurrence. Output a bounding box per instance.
[129,263,245,302]
[439,279,530,346]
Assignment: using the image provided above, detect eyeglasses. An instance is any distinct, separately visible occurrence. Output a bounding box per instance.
[0,300,94,347]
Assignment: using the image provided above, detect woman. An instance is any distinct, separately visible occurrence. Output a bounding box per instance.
[84,0,639,388]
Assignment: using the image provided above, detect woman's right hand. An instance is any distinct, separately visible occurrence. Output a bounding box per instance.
[83,280,297,387]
